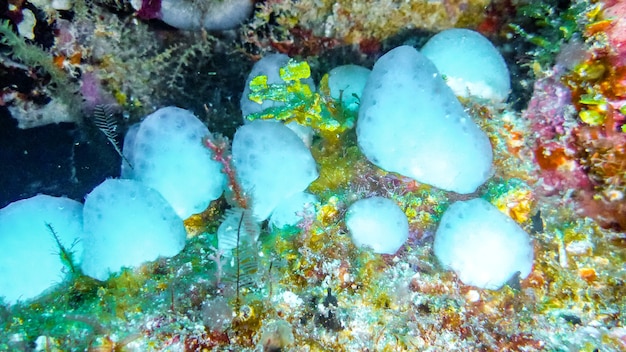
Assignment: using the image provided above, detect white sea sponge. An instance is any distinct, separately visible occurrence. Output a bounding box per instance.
[269,192,319,229]
[325,64,371,113]
[80,179,186,281]
[434,198,534,290]
[231,120,318,221]
[130,0,253,31]
[0,195,83,305]
[345,196,409,255]
[357,45,493,194]
[421,28,511,102]
[122,106,225,218]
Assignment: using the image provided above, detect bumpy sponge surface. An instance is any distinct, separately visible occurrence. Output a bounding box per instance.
[357,45,493,194]
[0,195,83,305]
[421,28,511,102]
[80,179,186,281]
[345,196,409,255]
[232,120,318,221]
[122,106,225,218]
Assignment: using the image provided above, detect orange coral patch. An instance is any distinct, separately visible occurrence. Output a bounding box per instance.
[504,124,524,156]
[534,145,569,171]
[53,55,66,69]
[578,267,597,283]
[69,52,82,65]
[585,19,613,36]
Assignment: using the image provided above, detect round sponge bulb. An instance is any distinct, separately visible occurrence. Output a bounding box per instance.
[232,120,318,221]
[421,28,511,102]
[80,179,186,281]
[434,198,533,290]
[345,197,409,255]
[122,106,225,219]
[0,195,83,305]
[357,45,493,194]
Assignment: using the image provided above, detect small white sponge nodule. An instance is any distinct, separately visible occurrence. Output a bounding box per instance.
[433,198,534,290]
[0,195,83,305]
[357,45,493,194]
[122,106,225,219]
[326,64,371,113]
[421,28,511,102]
[232,120,319,221]
[80,179,186,281]
[345,197,409,255]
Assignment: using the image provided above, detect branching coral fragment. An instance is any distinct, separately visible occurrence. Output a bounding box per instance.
[203,133,248,209]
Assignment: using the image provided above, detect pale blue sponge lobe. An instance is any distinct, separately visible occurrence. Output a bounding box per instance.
[80,179,186,281]
[122,106,225,219]
[0,195,83,305]
[357,45,493,194]
[434,198,533,290]
[345,196,409,255]
[421,28,511,102]
[326,64,371,113]
[232,120,318,221]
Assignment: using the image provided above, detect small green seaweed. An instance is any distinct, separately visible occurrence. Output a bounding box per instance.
[45,223,80,277]
[509,0,590,69]
[246,59,355,143]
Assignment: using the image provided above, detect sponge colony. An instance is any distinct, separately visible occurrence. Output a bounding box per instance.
[345,196,409,255]
[80,179,186,281]
[0,195,83,305]
[421,28,511,102]
[357,45,493,194]
[433,198,533,290]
